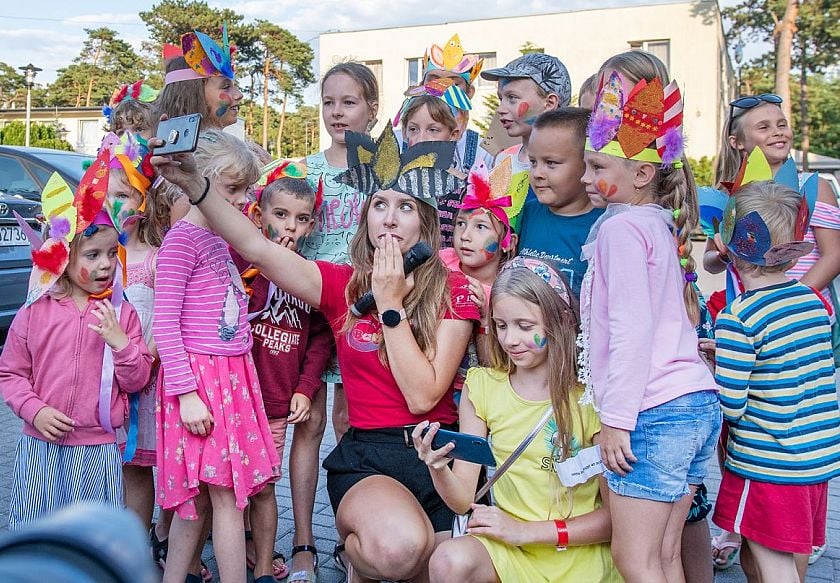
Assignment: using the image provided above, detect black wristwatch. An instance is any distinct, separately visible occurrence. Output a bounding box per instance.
[380,308,407,328]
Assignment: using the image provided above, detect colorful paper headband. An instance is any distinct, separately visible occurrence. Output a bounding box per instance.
[255,160,323,212]
[586,71,684,167]
[102,80,159,120]
[459,158,513,249]
[99,132,154,217]
[334,123,463,208]
[393,78,472,128]
[165,24,235,84]
[423,34,483,86]
[503,256,571,306]
[19,151,117,305]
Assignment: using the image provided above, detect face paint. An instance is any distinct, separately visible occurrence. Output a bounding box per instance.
[265,224,279,241]
[517,102,530,118]
[481,238,499,260]
[596,179,618,198]
[216,91,232,118]
[530,333,548,350]
[79,267,90,284]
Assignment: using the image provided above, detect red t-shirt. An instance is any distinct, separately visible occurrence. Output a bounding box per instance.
[316,261,480,429]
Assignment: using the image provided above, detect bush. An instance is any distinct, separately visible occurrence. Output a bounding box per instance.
[688,156,715,187]
[0,121,73,151]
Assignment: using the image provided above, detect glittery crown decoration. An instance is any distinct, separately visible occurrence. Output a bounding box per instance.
[423,34,484,85]
[334,123,463,208]
[587,71,684,165]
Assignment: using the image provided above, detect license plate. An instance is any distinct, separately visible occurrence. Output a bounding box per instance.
[0,225,27,247]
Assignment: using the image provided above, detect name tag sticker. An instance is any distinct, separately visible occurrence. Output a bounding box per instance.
[553,445,605,487]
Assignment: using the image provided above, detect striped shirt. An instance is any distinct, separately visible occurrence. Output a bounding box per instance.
[786,200,840,301]
[153,221,252,396]
[715,280,840,484]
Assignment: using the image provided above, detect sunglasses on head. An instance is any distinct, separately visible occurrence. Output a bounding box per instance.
[727,93,783,136]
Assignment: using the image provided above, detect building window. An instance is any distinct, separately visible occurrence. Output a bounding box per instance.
[362,60,384,100]
[475,52,497,89]
[78,120,99,154]
[629,40,670,73]
[407,57,424,87]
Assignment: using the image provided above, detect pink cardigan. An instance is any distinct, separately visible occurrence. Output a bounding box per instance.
[586,207,717,430]
[0,294,153,446]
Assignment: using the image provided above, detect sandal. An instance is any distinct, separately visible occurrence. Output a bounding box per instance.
[288,544,319,583]
[245,530,290,580]
[711,532,741,570]
[199,561,213,583]
[333,543,348,574]
[149,523,168,570]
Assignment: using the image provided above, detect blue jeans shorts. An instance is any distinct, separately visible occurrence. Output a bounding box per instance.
[606,390,722,503]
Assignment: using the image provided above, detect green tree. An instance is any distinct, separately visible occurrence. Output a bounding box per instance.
[0,63,27,108]
[49,28,144,107]
[253,20,315,151]
[0,121,73,151]
[688,156,715,187]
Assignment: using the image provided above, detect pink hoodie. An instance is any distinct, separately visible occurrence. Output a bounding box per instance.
[0,294,153,446]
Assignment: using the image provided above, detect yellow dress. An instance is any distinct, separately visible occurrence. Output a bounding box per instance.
[466,367,622,583]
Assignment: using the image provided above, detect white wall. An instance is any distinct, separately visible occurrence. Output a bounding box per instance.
[318,1,732,159]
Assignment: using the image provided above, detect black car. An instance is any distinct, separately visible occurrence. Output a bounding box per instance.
[0,146,93,202]
[0,193,42,333]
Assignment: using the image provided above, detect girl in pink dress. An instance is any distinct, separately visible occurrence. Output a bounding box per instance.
[153,129,280,583]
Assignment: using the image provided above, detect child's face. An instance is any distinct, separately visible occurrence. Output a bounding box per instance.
[496,79,548,138]
[67,227,119,296]
[730,103,793,168]
[322,73,376,146]
[528,126,588,213]
[405,104,460,147]
[204,76,243,128]
[366,189,422,254]
[491,293,548,370]
[581,151,645,206]
[215,171,252,212]
[578,89,596,110]
[106,172,143,229]
[256,190,316,251]
[453,209,504,269]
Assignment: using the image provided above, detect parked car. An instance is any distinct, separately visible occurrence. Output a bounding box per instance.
[0,146,93,202]
[0,192,42,335]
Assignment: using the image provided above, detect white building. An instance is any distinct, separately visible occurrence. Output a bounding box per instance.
[318,1,734,158]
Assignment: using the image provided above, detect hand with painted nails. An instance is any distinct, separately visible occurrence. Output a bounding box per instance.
[371,235,414,311]
[88,299,129,351]
[33,406,75,442]
[598,424,636,476]
[178,391,214,436]
[412,421,455,471]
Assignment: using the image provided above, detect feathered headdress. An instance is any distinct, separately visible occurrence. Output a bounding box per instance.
[18,150,118,306]
[393,77,472,128]
[423,34,484,86]
[586,71,684,167]
[458,158,514,248]
[255,160,323,212]
[334,123,463,208]
[165,23,235,84]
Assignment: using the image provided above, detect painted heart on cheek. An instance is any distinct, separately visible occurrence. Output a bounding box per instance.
[517,102,530,118]
[596,179,618,198]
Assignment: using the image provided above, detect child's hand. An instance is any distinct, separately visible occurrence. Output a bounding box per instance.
[699,338,717,366]
[465,276,486,319]
[288,393,312,424]
[178,391,214,436]
[599,424,636,476]
[277,236,297,250]
[88,300,129,351]
[412,421,456,471]
[713,233,730,261]
[33,406,75,441]
[466,504,526,546]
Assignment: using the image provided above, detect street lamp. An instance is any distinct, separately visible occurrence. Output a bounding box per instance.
[18,63,42,148]
[734,41,744,98]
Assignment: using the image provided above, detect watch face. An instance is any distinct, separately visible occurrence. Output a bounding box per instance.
[381,309,402,327]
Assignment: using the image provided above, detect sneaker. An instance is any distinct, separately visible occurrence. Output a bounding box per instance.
[809,543,827,565]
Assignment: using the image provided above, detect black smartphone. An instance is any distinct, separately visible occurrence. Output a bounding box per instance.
[155,114,202,155]
[422,426,496,467]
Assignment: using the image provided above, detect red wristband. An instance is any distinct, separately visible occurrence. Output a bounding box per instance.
[554,520,569,549]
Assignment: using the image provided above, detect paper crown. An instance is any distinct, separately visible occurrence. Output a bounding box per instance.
[254,160,323,212]
[459,158,514,248]
[99,132,154,222]
[103,80,159,120]
[334,123,462,208]
[393,78,472,128]
[698,148,817,266]
[586,71,684,166]
[20,151,117,306]
[423,34,484,86]
[165,24,235,84]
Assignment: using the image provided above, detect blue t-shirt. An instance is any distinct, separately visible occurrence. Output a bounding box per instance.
[518,201,604,298]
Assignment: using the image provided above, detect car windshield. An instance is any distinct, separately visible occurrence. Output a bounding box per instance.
[31,153,92,181]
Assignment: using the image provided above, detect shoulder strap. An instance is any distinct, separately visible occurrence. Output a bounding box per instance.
[473,406,553,502]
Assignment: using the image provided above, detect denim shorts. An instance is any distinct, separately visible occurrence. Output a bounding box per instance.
[606,390,722,503]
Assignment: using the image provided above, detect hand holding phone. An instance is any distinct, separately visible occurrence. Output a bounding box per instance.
[421,425,496,467]
[154,114,201,155]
